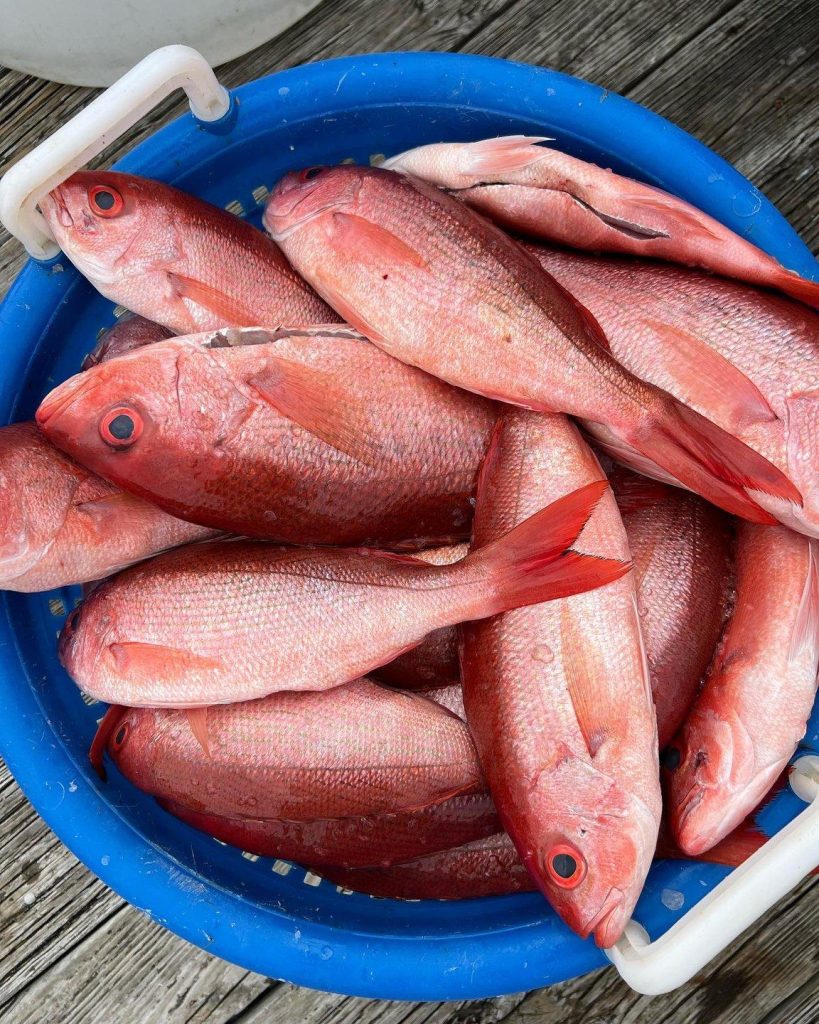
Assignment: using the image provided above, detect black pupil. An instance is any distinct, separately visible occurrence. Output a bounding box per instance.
[108,413,134,440]
[94,190,116,211]
[552,853,577,879]
[114,726,127,745]
[304,167,323,180]
[662,746,682,771]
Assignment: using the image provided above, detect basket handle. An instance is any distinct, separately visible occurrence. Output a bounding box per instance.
[605,753,819,994]
[0,45,231,261]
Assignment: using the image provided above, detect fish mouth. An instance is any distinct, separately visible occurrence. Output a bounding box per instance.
[674,784,717,856]
[583,887,626,948]
[37,373,105,432]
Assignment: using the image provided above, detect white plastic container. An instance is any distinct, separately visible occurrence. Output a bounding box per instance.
[0,0,321,86]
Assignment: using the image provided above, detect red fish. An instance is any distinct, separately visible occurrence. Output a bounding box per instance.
[320,833,536,899]
[82,312,172,369]
[59,480,627,706]
[0,422,216,592]
[460,411,661,948]
[160,792,499,869]
[665,525,819,855]
[611,470,732,748]
[93,679,484,819]
[372,543,467,690]
[40,171,337,333]
[37,327,496,547]
[382,136,819,306]
[264,164,799,524]
[528,245,819,537]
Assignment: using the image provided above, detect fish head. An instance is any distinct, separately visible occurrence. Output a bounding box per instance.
[525,752,658,948]
[264,164,366,240]
[664,704,758,856]
[83,313,172,369]
[101,705,161,782]
[40,171,181,291]
[36,337,248,510]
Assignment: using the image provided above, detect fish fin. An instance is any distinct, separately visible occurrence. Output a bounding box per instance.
[462,135,553,174]
[641,319,777,432]
[765,269,819,309]
[247,357,384,466]
[789,540,819,663]
[168,272,257,326]
[467,480,631,615]
[560,608,614,758]
[185,707,211,757]
[610,470,673,514]
[329,213,429,270]
[88,705,127,781]
[108,642,222,685]
[623,394,800,522]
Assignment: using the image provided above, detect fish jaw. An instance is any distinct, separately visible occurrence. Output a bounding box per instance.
[584,887,628,948]
[264,168,362,240]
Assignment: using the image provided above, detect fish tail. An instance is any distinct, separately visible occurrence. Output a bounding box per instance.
[464,478,630,617]
[623,393,802,523]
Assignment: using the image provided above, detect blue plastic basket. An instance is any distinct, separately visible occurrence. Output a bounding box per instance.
[1,52,817,1001]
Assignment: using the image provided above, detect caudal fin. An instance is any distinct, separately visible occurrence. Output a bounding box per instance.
[464,479,631,618]
[626,394,802,523]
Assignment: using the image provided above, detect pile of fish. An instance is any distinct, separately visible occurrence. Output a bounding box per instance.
[4,135,817,949]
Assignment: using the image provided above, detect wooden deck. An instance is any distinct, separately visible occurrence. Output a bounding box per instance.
[0,1,817,1020]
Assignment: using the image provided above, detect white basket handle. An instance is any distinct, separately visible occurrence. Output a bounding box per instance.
[0,44,231,261]
[606,754,819,994]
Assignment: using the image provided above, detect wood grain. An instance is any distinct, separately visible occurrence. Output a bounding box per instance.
[0,0,817,1021]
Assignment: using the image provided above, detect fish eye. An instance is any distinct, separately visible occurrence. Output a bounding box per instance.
[300,166,325,182]
[99,406,143,449]
[545,843,586,889]
[89,185,124,218]
[662,745,682,771]
[113,722,129,748]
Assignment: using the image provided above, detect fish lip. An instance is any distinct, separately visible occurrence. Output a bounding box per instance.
[582,887,626,947]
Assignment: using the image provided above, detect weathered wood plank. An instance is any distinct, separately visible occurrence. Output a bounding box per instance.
[0,901,274,1023]
[223,984,525,1024]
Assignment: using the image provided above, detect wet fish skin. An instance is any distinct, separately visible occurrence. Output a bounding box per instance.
[372,543,467,690]
[0,422,216,592]
[528,244,819,537]
[264,164,799,524]
[37,327,496,547]
[41,170,337,333]
[460,410,661,948]
[666,524,819,855]
[382,136,819,307]
[161,791,500,868]
[99,679,484,819]
[82,312,172,369]
[60,479,627,707]
[611,470,732,748]
[319,832,535,899]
